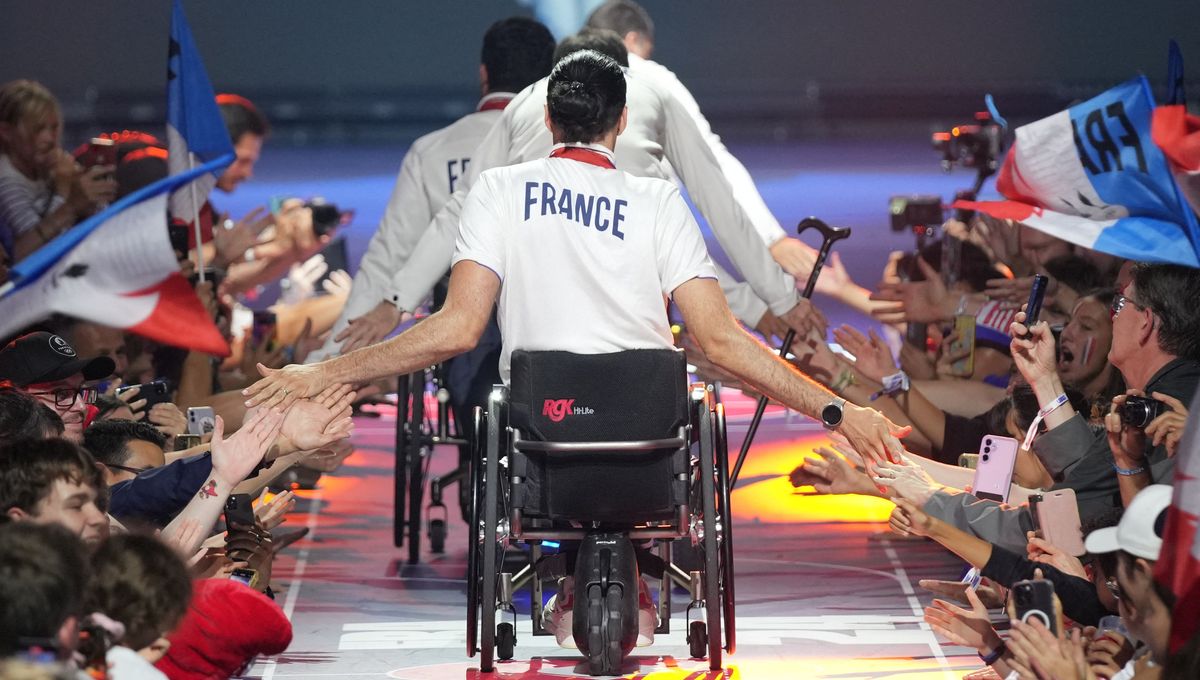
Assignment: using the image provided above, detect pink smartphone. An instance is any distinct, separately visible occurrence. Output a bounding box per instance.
[1035,488,1087,557]
[972,435,1018,503]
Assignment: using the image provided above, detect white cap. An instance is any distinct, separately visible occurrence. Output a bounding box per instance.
[1084,484,1173,560]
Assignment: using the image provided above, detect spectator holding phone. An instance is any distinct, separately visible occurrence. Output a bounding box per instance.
[0,80,115,263]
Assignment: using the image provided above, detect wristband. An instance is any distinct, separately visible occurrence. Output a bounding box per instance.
[243,247,256,263]
[870,370,910,401]
[1022,392,1068,449]
[1113,463,1146,476]
[978,640,1007,665]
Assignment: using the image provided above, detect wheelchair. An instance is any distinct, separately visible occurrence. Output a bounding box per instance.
[392,364,473,563]
[466,349,736,675]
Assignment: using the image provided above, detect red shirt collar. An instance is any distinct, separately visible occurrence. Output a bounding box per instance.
[548,144,616,169]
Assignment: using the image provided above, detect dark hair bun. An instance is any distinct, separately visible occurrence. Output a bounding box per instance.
[547,50,626,144]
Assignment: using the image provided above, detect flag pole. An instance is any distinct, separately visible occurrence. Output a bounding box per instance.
[188,154,206,283]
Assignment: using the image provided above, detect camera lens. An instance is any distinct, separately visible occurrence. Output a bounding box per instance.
[984,446,991,453]
[982,454,990,462]
[984,439,992,446]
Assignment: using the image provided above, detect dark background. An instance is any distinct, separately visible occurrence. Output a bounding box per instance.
[3,0,1198,144]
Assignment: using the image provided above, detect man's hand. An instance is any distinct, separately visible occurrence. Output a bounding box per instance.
[211,408,286,487]
[213,208,272,268]
[116,384,148,417]
[874,457,943,505]
[888,497,936,537]
[1009,311,1059,389]
[254,489,295,531]
[1105,391,1149,469]
[870,257,952,324]
[753,310,789,345]
[335,301,403,354]
[278,384,356,452]
[1084,628,1133,679]
[147,402,187,441]
[1144,391,1189,458]
[812,251,854,300]
[923,586,1004,654]
[243,362,330,410]
[831,325,897,383]
[300,439,355,473]
[769,236,818,280]
[67,163,118,214]
[790,446,879,496]
[836,404,910,466]
[1008,619,1094,680]
[1026,531,1086,579]
[778,298,828,338]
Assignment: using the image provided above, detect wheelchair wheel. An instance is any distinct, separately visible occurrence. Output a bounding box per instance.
[585,583,624,676]
[478,389,507,672]
[428,518,446,554]
[393,374,411,548]
[465,408,485,658]
[697,403,723,670]
[495,622,515,661]
[714,403,736,654]
[407,371,428,564]
[688,621,708,659]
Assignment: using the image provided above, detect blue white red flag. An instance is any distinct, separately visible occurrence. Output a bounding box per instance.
[0,160,231,356]
[166,0,234,221]
[958,76,1200,267]
[1155,383,1200,654]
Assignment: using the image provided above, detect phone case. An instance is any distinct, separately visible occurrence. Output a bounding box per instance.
[972,435,1018,503]
[1012,579,1059,635]
[1035,488,1087,556]
[949,314,976,376]
[187,407,216,436]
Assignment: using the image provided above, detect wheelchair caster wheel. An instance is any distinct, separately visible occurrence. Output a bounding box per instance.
[585,583,625,676]
[429,518,447,554]
[495,622,515,660]
[688,621,708,659]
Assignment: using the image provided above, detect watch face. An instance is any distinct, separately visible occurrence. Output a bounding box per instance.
[822,402,842,427]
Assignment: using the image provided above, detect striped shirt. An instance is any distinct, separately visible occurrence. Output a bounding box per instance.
[0,154,65,257]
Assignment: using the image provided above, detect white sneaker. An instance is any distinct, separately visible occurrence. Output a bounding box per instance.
[636,578,658,647]
[542,577,577,649]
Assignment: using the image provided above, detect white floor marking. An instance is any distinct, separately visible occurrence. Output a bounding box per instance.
[881,538,954,679]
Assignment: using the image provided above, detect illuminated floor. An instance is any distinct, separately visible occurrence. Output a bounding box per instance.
[244,395,985,680]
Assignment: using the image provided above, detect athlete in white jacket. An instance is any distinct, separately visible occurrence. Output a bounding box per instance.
[336,30,821,352]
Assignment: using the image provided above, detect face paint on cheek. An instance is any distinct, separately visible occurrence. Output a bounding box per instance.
[1082,336,1095,366]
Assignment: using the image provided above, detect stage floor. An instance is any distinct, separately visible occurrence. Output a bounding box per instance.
[231,137,999,678]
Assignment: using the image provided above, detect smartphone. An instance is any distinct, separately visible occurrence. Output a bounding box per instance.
[1012,579,1059,635]
[899,255,929,349]
[949,314,976,376]
[251,310,277,348]
[1035,488,1087,557]
[971,435,1018,503]
[958,453,979,469]
[224,493,255,530]
[1023,274,1050,329]
[115,379,171,411]
[88,138,117,169]
[168,220,191,259]
[1028,493,1043,533]
[187,406,216,436]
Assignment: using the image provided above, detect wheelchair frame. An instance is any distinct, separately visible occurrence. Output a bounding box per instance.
[393,365,471,564]
[466,381,736,674]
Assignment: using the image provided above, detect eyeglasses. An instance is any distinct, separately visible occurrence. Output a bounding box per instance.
[1105,576,1122,600]
[26,387,98,408]
[1109,293,1147,320]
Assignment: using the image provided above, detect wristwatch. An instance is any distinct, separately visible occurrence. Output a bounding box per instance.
[821,397,846,429]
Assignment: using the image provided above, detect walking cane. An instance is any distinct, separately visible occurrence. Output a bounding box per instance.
[729,217,851,488]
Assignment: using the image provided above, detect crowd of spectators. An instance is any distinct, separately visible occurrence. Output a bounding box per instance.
[783,214,1200,678]
[0,77,357,679]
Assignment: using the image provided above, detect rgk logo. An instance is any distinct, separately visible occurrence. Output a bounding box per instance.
[542,399,575,423]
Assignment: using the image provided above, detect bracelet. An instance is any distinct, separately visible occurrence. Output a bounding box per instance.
[1021,392,1069,449]
[1113,463,1146,476]
[870,370,910,401]
[244,247,256,263]
[830,367,856,393]
[978,640,1007,665]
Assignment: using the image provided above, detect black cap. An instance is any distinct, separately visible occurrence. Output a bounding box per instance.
[0,332,116,387]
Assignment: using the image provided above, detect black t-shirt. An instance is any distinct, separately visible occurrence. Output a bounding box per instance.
[938,412,990,465]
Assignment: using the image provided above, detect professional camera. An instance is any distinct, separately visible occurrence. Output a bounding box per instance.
[932,112,1004,175]
[306,199,354,238]
[1119,395,1165,429]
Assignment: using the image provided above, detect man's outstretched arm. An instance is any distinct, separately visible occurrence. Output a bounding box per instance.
[244,261,500,409]
[672,277,909,465]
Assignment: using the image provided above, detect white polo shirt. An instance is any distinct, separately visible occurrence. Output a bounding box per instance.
[452,143,716,382]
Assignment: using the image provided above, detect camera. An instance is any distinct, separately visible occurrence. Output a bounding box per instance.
[889,195,943,233]
[1119,395,1165,429]
[932,112,1004,175]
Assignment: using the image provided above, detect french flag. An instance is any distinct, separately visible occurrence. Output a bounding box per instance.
[0,162,231,356]
[166,0,234,222]
[958,76,1200,267]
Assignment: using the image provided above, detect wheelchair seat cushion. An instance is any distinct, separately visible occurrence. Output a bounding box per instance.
[509,349,688,443]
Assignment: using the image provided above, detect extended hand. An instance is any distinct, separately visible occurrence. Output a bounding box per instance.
[769,236,817,280]
[831,324,897,383]
[888,497,936,537]
[790,446,878,496]
[278,384,356,451]
[211,408,286,487]
[243,362,331,410]
[874,457,942,505]
[923,586,1003,653]
[335,301,402,354]
[870,257,952,324]
[836,404,910,466]
[778,298,828,338]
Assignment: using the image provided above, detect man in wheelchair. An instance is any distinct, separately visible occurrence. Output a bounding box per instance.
[246,50,909,672]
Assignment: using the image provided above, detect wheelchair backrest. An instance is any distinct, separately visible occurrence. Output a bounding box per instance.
[509,349,688,442]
